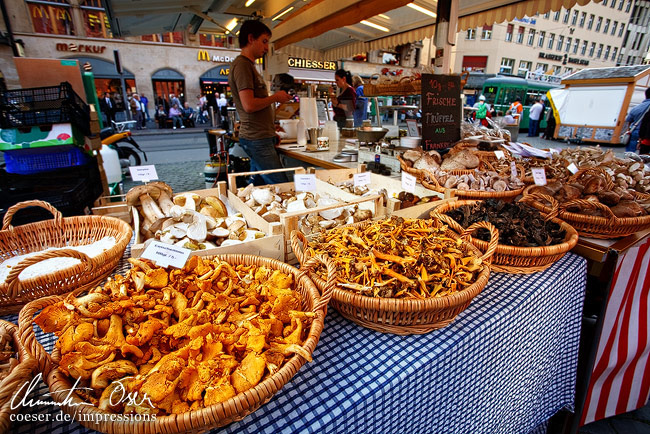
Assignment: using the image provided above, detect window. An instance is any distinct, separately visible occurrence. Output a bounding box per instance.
[595,17,602,32]
[587,14,594,29]
[565,37,572,52]
[527,29,535,46]
[516,26,524,44]
[548,33,555,50]
[466,28,476,40]
[618,24,625,38]
[80,0,112,39]
[589,42,596,57]
[611,21,618,36]
[604,45,611,60]
[603,19,610,33]
[500,58,515,74]
[557,35,564,51]
[27,0,75,35]
[518,60,532,77]
[563,9,570,24]
[596,44,603,58]
[565,67,574,74]
[625,0,631,12]
[612,47,618,62]
[504,25,512,42]
[536,63,548,72]
[481,25,492,40]
[572,39,579,54]
[543,12,550,19]
[581,40,588,55]
[614,0,619,7]
[141,32,184,44]
[538,31,546,48]
[602,0,607,5]
[199,33,232,48]
[579,12,586,27]
[553,11,560,21]
[552,65,562,75]
[571,10,578,25]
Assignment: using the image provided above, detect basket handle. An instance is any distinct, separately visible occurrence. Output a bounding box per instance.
[2,200,63,231]
[560,199,618,222]
[4,249,96,300]
[0,321,37,407]
[430,211,465,234]
[18,295,64,376]
[460,221,499,265]
[568,167,614,190]
[519,193,559,221]
[298,255,337,314]
[290,230,309,265]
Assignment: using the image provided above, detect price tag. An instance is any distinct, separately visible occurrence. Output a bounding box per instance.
[353,172,371,187]
[549,148,560,155]
[294,174,317,192]
[402,171,416,193]
[510,161,518,179]
[531,167,547,186]
[129,165,158,182]
[141,240,191,269]
[567,163,579,174]
[494,150,505,160]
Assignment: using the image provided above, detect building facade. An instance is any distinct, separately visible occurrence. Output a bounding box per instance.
[618,0,650,66]
[450,0,634,77]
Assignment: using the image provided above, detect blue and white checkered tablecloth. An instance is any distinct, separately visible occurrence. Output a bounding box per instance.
[5,253,586,434]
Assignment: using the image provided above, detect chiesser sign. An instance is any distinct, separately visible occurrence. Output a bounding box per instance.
[56,43,106,53]
[197,50,235,63]
[288,57,336,70]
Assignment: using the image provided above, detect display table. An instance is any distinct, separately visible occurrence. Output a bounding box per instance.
[5,252,586,434]
[276,140,359,170]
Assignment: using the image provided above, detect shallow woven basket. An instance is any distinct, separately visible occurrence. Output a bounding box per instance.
[448,141,513,162]
[291,219,498,335]
[0,320,36,433]
[422,173,525,202]
[18,254,335,434]
[0,200,133,314]
[431,193,579,274]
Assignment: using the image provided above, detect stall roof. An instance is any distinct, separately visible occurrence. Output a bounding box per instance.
[562,65,650,85]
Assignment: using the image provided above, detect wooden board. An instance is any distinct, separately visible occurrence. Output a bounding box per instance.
[92,194,130,224]
[14,58,86,102]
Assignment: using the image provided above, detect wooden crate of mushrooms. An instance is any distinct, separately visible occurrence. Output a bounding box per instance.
[129,181,285,261]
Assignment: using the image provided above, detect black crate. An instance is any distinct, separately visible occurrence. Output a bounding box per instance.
[0,82,90,135]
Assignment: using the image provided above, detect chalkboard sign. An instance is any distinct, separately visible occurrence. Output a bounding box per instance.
[421,73,461,150]
[316,99,329,122]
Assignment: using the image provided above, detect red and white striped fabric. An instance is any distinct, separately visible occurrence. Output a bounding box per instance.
[580,236,650,426]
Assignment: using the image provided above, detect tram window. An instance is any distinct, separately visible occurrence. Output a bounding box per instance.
[502,88,524,105]
[483,86,498,105]
[525,90,538,106]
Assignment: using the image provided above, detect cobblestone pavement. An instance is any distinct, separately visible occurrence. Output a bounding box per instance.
[123,160,207,193]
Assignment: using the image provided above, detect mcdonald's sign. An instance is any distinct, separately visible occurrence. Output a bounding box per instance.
[198,50,210,61]
[197,50,235,63]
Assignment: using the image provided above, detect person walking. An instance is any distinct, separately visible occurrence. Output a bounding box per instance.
[228,20,292,185]
[130,94,144,130]
[528,98,544,137]
[624,87,650,153]
[509,97,523,123]
[140,94,150,124]
[475,95,489,127]
[99,92,116,126]
[351,75,367,127]
[217,93,228,127]
[542,106,557,139]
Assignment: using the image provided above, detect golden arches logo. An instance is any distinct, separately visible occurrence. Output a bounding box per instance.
[197,50,210,61]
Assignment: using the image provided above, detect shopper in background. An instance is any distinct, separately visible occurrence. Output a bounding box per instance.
[169,103,183,129]
[330,69,356,129]
[509,97,523,122]
[99,92,116,126]
[130,94,144,130]
[140,94,150,124]
[624,87,650,153]
[154,105,167,129]
[475,95,489,127]
[542,106,557,139]
[217,93,228,126]
[351,75,367,127]
[169,93,181,110]
[528,98,544,137]
[638,105,650,155]
[229,19,292,185]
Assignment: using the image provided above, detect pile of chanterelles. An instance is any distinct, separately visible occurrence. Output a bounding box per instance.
[35,256,314,415]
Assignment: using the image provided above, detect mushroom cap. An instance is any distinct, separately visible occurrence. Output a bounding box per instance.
[126,184,156,205]
[148,181,173,198]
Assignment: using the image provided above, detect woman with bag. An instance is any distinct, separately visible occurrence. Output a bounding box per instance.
[623,88,650,152]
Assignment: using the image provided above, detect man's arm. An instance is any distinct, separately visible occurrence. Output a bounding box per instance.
[238,89,290,113]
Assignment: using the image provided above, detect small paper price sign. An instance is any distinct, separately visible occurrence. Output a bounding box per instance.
[353,172,371,187]
[402,171,416,193]
[494,150,505,160]
[510,161,518,179]
[531,167,547,186]
[294,174,317,192]
[141,240,191,269]
[567,163,579,174]
[129,165,159,182]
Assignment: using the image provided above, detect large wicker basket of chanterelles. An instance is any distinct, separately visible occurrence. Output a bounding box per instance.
[18,254,335,434]
[291,216,498,335]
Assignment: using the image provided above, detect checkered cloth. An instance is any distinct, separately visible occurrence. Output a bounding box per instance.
[5,252,586,434]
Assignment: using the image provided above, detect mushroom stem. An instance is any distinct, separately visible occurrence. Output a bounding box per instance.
[158,191,174,215]
[140,193,165,222]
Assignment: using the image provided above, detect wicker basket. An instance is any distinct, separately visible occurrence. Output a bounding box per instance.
[18,254,335,434]
[448,141,513,162]
[431,194,579,274]
[0,320,36,433]
[291,220,498,335]
[422,174,525,201]
[0,200,133,314]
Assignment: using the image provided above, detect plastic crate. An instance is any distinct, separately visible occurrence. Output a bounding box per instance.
[0,82,90,135]
[3,145,89,175]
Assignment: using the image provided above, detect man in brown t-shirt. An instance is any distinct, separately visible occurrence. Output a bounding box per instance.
[229,20,292,184]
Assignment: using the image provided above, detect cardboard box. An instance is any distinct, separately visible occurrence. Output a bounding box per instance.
[275,102,299,120]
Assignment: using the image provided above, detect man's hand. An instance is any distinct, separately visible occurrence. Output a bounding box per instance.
[274,91,292,104]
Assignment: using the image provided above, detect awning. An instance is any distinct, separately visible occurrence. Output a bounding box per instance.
[152,68,185,80]
[65,56,134,79]
[289,68,335,83]
[200,64,230,83]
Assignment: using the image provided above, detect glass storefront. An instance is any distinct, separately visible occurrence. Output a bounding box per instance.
[27,0,75,35]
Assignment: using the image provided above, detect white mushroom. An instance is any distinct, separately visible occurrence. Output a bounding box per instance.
[252,188,274,205]
[237,183,254,199]
[187,212,208,242]
[221,239,243,246]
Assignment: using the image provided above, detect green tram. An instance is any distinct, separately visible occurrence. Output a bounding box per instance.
[481,76,559,130]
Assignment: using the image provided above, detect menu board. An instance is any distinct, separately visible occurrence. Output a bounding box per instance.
[421,74,461,150]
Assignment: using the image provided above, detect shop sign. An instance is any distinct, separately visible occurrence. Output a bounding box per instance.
[56,43,106,54]
[197,50,235,63]
[288,57,336,70]
[568,57,589,66]
[514,17,536,25]
[538,52,563,61]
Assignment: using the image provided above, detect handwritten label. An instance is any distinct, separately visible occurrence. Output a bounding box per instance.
[142,241,191,269]
[494,150,505,160]
[406,119,419,137]
[353,172,371,187]
[402,172,416,193]
[531,167,547,186]
[510,161,518,179]
[421,73,461,150]
[129,165,158,182]
[294,174,317,192]
[567,163,579,174]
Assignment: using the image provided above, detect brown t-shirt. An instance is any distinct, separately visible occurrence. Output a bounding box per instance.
[229,55,275,140]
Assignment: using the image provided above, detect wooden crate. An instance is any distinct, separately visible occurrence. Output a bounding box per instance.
[130,182,285,261]
[91,194,131,224]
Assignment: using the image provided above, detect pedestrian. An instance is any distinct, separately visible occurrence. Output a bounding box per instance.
[542,106,556,139]
[228,19,292,185]
[509,97,523,123]
[624,87,650,153]
[130,94,144,130]
[99,91,116,126]
[351,75,367,127]
[168,103,183,129]
[475,95,489,127]
[217,93,228,126]
[169,93,181,110]
[330,69,356,129]
[528,98,544,137]
[140,94,150,123]
[638,104,650,155]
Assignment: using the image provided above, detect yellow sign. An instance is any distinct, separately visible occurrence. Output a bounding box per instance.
[288,57,336,70]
